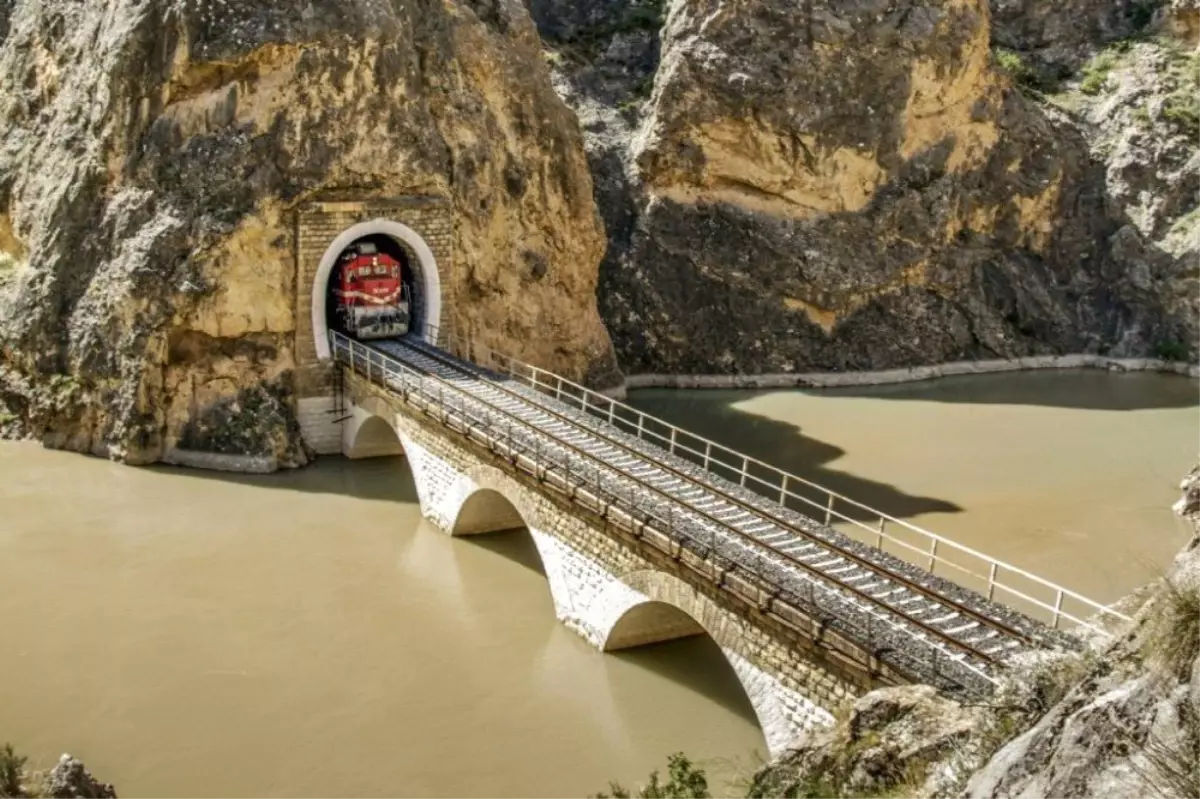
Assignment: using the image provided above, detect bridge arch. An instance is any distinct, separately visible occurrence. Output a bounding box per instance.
[590,569,827,755]
[343,396,406,460]
[311,218,443,361]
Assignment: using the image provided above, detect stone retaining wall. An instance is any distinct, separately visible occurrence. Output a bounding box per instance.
[160,449,279,474]
[612,355,1199,396]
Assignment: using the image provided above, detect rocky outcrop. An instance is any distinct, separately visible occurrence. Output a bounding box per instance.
[990,0,1153,73]
[39,755,117,799]
[0,0,617,465]
[535,0,1197,379]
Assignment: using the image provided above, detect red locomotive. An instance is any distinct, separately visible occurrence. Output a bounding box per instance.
[332,241,411,340]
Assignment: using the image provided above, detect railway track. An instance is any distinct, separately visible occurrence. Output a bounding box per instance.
[395,338,1056,651]
[352,336,1049,693]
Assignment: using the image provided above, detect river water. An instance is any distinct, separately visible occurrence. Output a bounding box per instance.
[1,369,1195,797]
[626,370,1199,606]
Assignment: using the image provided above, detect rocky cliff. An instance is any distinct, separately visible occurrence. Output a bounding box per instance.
[0,0,617,464]
[537,0,1198,376]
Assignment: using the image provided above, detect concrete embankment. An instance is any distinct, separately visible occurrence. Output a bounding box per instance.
[607,355,1199,397]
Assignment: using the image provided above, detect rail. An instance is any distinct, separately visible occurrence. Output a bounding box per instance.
[397,334,1042,650]
[417,323,1129,638]
[330,330,1001,696]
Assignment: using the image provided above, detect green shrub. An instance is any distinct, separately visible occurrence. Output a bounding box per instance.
[992,48,1066,93]
[995,48,1036,85]
[0,744,27,798]
[1154,340,1190,362]
[1080,51,1120,95]
[595,753,711,799]
[1163,98,1199,136]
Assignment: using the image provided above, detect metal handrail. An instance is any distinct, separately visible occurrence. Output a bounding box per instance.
[416,322,1129,638]
[331,330,1001,696]
[400,333,1043,650]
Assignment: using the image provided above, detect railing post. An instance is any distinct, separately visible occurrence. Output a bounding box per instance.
[927,538,939,572]
[986,562,998,601]
[740,457,749,487]
[876,518,886,550]
[608,399,615,426]
[778,475,788,505]
[824,493,835,525]
[669,428,677,455]
[703,442,712,471]
[1052,590,1064,630]
[636,414,645,441]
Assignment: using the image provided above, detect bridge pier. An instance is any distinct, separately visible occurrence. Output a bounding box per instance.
[338,380,860,756]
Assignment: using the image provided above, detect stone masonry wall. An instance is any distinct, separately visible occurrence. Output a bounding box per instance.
[342,370,869,754]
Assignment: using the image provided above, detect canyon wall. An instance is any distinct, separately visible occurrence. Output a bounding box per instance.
[538,0,1198,376]
[0,0,618,464]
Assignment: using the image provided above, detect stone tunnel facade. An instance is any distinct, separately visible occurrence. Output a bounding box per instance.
[314,371,872,755]
[294,196,453,450]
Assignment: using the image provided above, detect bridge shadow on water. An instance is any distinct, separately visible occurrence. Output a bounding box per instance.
[626,390,962,523]
[607,635,762,726]
[461,529,761,727]
[466,528,548,577]
[146,455,420,504]
[800,368,1200,412]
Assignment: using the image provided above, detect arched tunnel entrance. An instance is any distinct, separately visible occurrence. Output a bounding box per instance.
[311,220,443,361]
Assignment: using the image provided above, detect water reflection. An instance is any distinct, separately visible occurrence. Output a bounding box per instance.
[0,444,766,798]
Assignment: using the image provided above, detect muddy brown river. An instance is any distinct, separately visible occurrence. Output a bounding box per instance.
[1,369,1195,797]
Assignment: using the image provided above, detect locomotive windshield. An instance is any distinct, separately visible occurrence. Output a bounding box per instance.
[327,235,414,342]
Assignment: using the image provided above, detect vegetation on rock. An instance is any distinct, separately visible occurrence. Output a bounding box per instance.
[0,746,115,799]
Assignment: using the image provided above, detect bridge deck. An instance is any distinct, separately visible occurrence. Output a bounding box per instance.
[337,335,1068,697]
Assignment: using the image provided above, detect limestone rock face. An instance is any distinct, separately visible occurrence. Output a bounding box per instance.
[0,0,617,464]
[537,0,1196,377]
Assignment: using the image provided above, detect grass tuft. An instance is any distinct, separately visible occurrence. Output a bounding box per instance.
[1143,575,1200,678]
[1080,51,1120,94]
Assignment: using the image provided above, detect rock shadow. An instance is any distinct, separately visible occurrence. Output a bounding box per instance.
[626,389,961,523]
[147,454,420,504]
[806,369,1200,412]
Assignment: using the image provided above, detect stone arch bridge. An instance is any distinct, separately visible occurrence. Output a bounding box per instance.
[287,201,1123,756]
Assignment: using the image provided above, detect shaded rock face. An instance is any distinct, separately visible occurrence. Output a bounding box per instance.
[0,0,617,464]
[535,0,1196,377]
[990,0,1154,72]
[1065,39,1200,355]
